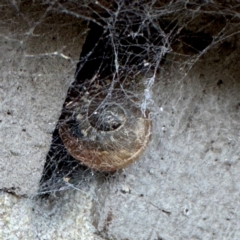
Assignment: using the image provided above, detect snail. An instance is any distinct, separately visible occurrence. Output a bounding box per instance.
[59,84,151,172]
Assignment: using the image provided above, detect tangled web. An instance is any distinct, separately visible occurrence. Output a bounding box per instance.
[39,0,240,194]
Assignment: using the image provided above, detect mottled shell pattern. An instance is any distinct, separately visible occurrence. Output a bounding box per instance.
[59,81,151,172]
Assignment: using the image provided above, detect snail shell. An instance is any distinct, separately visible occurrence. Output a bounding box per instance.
[59,88,151,172]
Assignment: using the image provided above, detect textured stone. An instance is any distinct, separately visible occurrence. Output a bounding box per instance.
[1,1,240,240]
[92,36,240,240]
[0,0,87,196]
[0,190,97,240]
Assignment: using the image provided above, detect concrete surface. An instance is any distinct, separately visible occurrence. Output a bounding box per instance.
[92,38,240,239]
[0,190,98,240]
[1,1,240,240]
[0,0,87,196]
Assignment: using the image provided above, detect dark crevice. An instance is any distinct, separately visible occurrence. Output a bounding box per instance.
[38,21,108,196]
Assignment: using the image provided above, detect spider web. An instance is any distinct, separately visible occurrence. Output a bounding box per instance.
[2,1,240,239]
[39,0,240,195]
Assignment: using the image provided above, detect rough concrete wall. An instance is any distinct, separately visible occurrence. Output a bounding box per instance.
[0,0,87,196]
[92,37,240,239]
[2,37,240,239]
[1,1,240,240]
[0,190,97,240]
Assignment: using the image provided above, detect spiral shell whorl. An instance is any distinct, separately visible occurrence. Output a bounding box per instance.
[59,87,151,172]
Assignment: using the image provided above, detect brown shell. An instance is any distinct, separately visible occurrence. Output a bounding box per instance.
[59,89,151,172]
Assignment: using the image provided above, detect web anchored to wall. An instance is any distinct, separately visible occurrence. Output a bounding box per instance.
[38,2,240,239]
[39,0,240,193]
[1,1,240,240]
